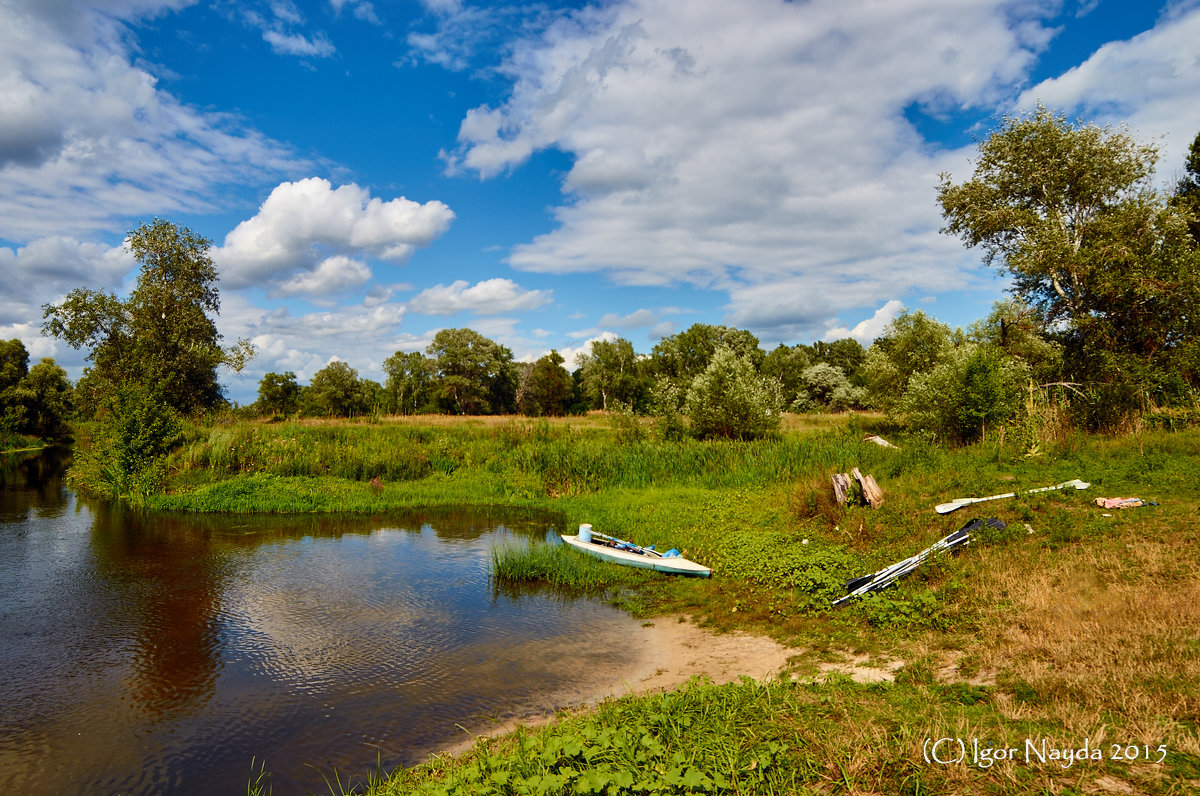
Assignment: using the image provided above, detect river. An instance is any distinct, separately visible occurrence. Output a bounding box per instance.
[0,448,645,795]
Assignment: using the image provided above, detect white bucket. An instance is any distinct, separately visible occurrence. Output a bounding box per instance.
[579,523,592,543]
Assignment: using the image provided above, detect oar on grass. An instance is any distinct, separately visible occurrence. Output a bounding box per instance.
[833,520,989,607]
[934,479,1090,514]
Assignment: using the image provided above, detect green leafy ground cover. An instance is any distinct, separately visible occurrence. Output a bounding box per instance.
[154,415,1200,795]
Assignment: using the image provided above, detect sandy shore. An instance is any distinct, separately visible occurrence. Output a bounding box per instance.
[440,615,795,755]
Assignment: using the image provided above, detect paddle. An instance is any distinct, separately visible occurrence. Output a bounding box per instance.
[585,530,664,557]
[834,522,979,606]
[934,479,1090,514]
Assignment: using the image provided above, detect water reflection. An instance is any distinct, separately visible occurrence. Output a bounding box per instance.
[0,451,642,796]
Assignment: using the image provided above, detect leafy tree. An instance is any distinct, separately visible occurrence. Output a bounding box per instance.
[427,328,515,415]
[42,219,254,415]
[0,338,29,393]
[518,350,573,416]
[651,324,764,387]
[576,337,648,411]
[808,338,866,383]
[383,351,436,415]
[1171,130,1200,244]
[69,381,182,502]
[967,299,1062,384]
[19,359,73,439]
[799,363,865,412]
[899,344,1029,443]
[761,344,812,407]
[304,361,372,417]
[0,341,72,440]
[937,105,1200,415]
[257,371,300,418]
[859,310,956,411]
[685,347,783,440]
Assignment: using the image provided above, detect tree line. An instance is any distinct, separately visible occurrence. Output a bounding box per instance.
[17,109,1200,475]
[253,325,871,423]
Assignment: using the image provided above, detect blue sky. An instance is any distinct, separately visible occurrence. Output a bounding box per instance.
[3,0,1199,404]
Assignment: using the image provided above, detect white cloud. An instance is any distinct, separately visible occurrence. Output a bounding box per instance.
[1016,6,1200,178]
[822,299,906,344]
[407,278,552,315]
[214,177,455,292]
[262,30,336,58]
[558,331,617,370]
[0,0,304,240]
[441,0,1200,340]
[272,255,372,299]
[0,236,134,324]
[596,308,658,329]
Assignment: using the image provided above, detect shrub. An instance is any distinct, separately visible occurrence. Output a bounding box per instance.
[69,381,182,502]
[899,344,1028,443]
[685,347,783,440]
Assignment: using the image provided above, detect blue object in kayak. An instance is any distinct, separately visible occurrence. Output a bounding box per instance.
[663,548,680,558]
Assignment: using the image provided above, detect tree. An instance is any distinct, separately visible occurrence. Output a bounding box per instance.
[937,106,1200,414]
[1171,130,1200,244]
[305,361,371,417]
[859,310,956,411]
[257,371,300,418]
[427,328,515,415]
[383,351,435,415]
[651,324,764,387]
[899,344,1029,444]
[966,299,1062,384]
[808,338,866,383]
[19,359,73,439]
[798,363,865,412]
[42,219,254,415]
[68,381,182,502]
[518,350,573,416]
[761,344,811,406]
[685,346,783,440]
[0,341,72,440]
[576,337,648,411]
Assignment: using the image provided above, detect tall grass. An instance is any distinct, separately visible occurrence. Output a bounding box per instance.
[167,416,904,497]
[491,542,641,592]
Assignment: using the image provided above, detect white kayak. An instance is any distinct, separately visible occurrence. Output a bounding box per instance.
[560,531,712,577]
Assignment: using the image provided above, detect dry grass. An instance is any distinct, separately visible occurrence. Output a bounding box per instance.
[963,528,1200,754]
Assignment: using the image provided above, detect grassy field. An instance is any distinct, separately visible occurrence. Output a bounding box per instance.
[154,413,1200,795]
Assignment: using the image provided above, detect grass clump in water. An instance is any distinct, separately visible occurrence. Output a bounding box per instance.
[491,542,641,592]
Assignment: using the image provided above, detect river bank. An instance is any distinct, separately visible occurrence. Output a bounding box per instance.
[139,416,1200,793]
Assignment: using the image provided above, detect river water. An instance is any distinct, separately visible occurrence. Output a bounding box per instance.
[0,449,644,795]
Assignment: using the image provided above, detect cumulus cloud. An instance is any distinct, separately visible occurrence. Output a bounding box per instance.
[407,278,552,315]
[596,308,659,329]
[0,0,304,240]
[214,177,456,291]
[272,255,372,299]
[822,299,906,344]
[440,0,1198,340]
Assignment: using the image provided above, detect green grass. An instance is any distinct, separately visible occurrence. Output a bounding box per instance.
[164,415,1200,794]
[491,542,647,593]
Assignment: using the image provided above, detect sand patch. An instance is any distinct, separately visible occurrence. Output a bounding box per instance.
[442,615,793,754]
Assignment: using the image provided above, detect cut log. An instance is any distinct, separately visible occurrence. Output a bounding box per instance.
[831,472,851,505]
[852,467,884,508]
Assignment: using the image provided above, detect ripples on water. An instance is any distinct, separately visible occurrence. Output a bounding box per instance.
[0,450,643,795]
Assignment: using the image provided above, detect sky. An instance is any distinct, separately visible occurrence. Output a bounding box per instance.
[2,0,1199,405]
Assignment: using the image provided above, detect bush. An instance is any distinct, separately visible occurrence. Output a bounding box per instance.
[685,347,783,440]
[68,381,182,503]
[899,344,1028,443]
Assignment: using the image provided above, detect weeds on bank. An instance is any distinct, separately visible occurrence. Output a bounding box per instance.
[180,416,1200,793]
